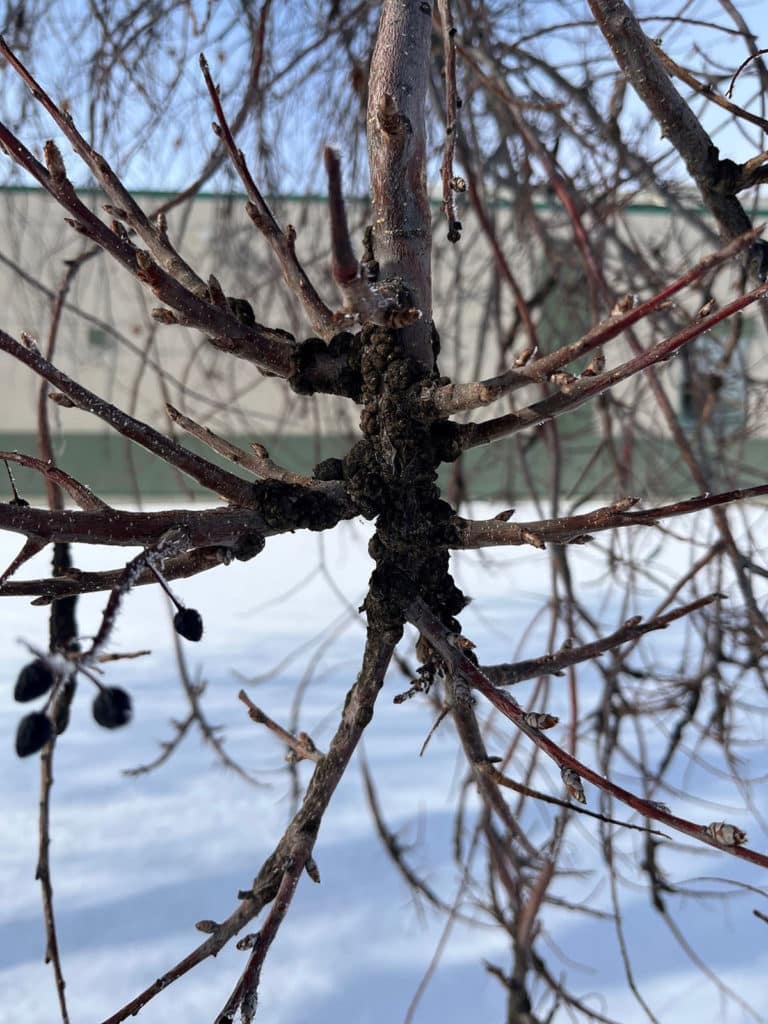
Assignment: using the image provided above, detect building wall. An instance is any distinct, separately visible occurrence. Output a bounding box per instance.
[1,187,765,496]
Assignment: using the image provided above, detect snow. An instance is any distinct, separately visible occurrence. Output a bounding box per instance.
[1,504,767,1023]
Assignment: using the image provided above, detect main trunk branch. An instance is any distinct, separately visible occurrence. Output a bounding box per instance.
[367,0,434,370]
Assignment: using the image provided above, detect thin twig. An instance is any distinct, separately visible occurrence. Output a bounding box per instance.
[199,51,337,340]
[359,746,457,916]
[656,42,768,136]
[428,227,763,415]
[481,594,724,685]
[323,147,421,327]
[98,629,396,1024]
[36,740,70,1024]
[0,331,262,504]
[403,829,481,1024]
[0,451,111,511]
[215,856,306,1024]
[165,403,346,494]
[408,599,768,867]
[238,689,323,764]
[452,485,768,548]
[479,763,669,838]
[457,279,768,449]
[436,0,463,243]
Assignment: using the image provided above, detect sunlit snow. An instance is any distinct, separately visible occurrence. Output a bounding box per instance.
[1,505,767,1023]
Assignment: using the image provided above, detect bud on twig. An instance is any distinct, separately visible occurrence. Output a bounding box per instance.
[195,920,220,934]
[704,821,747,846]
[561,766,586,804]
[648,801,671,814]
[523,712,559,730]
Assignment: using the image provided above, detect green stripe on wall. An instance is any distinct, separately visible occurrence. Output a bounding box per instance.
[2,432,766,504]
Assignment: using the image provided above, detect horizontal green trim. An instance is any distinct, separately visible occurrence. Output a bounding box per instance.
[0,183,335,203]
[2,432,766,503]
[0,433,350,501]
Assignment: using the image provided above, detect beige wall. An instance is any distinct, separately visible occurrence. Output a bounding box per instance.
[1,188,763,441]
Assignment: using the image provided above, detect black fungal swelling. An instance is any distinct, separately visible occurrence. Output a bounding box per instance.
[343,325,468,640]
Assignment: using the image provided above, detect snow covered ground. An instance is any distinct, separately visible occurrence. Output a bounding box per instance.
[1,504,767,1023]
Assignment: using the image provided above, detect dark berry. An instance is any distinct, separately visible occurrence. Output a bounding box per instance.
[174,608,203,642]
[15,712,53,757]
[14,659,55,702]
[92,687,133,729]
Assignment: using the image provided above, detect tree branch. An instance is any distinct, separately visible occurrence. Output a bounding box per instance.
[653,41,768,139]
[428,227,762,415]
[0,451,111,511]
[214,856,305,1024]
[99,627,397,1024]
[480,594,722,686]
[408,599,768,868]
[1,547,233,603]
[451,485,768,549]
[323,147,421,328]
[164,404,349,497]
[0,37,208,296]
[0,57,304,379]
[238,690,323,765]
[0,331,260,503]
[367,0,434,369]
[587,0,753,242]
[199,51,338,340]
[0,492,352,564]
[436,0,463,244]
[457,280,768,450]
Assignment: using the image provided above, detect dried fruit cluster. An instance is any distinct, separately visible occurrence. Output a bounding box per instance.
[12,655,134,757]
[12,595,204,757]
